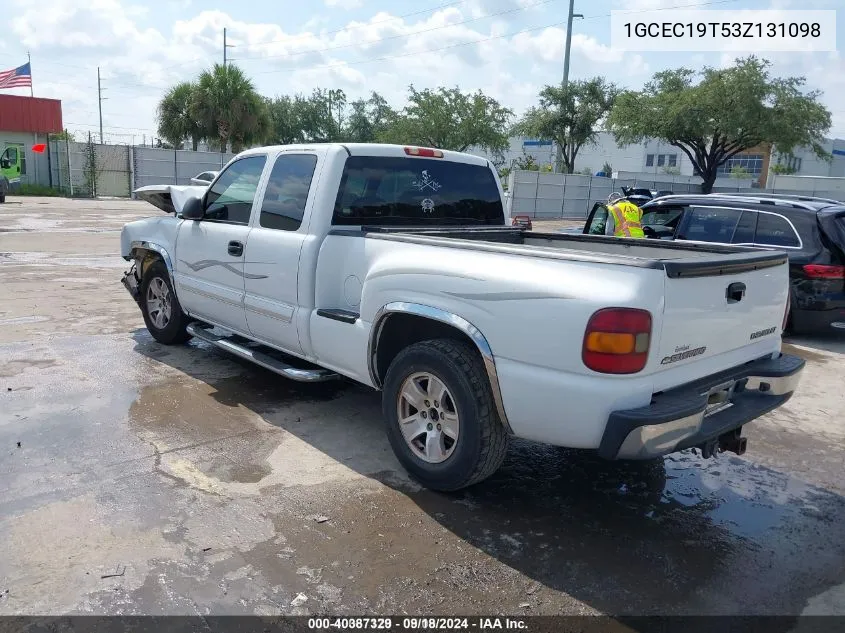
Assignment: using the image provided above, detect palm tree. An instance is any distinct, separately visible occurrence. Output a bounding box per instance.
[156,82,203,151]
[190,64,268,153]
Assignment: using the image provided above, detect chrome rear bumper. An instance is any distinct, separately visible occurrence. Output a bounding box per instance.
[599,353,805,460]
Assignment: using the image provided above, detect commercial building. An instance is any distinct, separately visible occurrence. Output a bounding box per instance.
[0,94,63,188]
[475,133,845,188]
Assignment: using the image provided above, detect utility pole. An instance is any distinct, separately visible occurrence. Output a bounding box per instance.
[555,0,583,173]
[223,28,235,66]
[97,67,104,144]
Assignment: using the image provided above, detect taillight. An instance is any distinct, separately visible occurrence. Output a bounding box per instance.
[803,264,845,279]
[404,146,443,158]
[582,308,652,374]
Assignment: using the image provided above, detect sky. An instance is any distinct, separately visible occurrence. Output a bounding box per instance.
[0,0,843,144]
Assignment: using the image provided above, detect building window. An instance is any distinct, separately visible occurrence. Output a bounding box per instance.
[657,154,666,167]
[716,154,765,177]
[668,154,677,167]
[646,154,654,167]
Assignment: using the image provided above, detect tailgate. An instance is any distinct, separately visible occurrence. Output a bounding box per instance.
[655,251,788,369]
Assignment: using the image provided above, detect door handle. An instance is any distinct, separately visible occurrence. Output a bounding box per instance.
[227,240,244,257]
[726,282,746,304]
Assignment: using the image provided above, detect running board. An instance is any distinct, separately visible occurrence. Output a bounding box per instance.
[186,323,340,383]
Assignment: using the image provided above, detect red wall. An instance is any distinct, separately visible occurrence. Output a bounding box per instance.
[0,95,63,134]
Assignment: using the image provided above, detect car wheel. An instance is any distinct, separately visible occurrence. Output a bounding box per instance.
[0,192,5,204]
[140,261,191,345]
[382,338,509,491]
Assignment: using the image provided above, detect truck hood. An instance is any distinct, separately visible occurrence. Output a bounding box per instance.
[134,184,207,214]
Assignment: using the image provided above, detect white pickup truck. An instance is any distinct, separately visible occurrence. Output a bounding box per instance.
[121,143,805,491]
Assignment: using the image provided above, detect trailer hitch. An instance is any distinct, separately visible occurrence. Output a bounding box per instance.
[697,428,747,459]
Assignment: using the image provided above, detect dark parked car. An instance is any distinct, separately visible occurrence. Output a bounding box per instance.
[619,186,674,207]
[583,193,845,335]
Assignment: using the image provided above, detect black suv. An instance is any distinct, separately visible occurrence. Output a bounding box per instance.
[583,193,845,335]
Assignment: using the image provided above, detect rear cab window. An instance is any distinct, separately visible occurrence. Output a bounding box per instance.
[332,156,504,226]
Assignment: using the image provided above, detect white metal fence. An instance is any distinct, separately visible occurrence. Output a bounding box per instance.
[506,170,845,219]
[47,140,234,197]
[39,143,845,208]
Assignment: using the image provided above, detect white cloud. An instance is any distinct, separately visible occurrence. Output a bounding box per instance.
[6,0,842,141]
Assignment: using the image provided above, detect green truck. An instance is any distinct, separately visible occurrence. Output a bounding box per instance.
[0,143,25,203]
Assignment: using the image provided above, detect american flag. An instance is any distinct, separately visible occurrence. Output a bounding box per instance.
[0,62,32,90]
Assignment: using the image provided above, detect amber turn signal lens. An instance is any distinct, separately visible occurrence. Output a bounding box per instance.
[585,332,636,355]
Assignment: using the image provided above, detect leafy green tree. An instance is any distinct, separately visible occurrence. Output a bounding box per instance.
[498,166,511,190]
[264,94,309,145]
[49,129,75,142]
[512,78,619,174]
[770,162,797,175]
[607,56,831,193]
[191,64,268,153]
[730,165,751,179]
[290,88,347,143]
[513,152,540,171]
[601,161,613,176]
[157,82,203,150]
[381,86,513,159]
[345,92,395,143]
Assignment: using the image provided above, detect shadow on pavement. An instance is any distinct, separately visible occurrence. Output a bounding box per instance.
[130,329,845,618]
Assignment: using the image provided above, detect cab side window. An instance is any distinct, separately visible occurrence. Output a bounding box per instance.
[204,156,267,224]
[259,154,318,232]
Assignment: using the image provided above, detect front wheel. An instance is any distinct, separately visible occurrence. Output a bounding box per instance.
[140,261,191,344]
[382,339,509,491]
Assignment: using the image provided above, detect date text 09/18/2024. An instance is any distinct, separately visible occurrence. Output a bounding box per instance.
[307,617,528,630]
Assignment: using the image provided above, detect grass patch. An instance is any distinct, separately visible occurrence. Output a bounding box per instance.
[14,183,65,197]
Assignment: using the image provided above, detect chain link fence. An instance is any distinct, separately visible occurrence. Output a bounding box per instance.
[46,138,234,198]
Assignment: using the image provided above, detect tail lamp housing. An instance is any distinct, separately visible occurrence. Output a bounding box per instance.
[582,308,652,374]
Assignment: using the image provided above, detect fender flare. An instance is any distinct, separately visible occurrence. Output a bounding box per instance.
[368,301,513,434]
[130,240,175,285]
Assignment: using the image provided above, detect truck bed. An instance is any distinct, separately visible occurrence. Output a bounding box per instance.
[335,226,788,278]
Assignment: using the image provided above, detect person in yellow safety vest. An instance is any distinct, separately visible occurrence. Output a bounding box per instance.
[604,192,645,238]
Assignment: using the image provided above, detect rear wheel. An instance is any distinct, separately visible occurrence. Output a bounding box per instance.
[140,261,191,344]
[382,338,509,491]
[0,192,5,204]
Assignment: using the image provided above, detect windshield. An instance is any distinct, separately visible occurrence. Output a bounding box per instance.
[332,156,504,226]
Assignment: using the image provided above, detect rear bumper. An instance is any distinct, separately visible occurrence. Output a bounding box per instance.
[791,306,845,333]
[598,353,805,460]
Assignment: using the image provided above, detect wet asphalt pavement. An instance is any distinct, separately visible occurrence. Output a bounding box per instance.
[1,198,844,619]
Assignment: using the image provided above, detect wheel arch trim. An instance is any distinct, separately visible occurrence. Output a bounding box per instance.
[130,240,175,285]
[368,301,513,434]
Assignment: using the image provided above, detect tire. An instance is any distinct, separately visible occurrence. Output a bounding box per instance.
[140,261,191,345]
[382,338,509,491]
[0,192,5,204]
